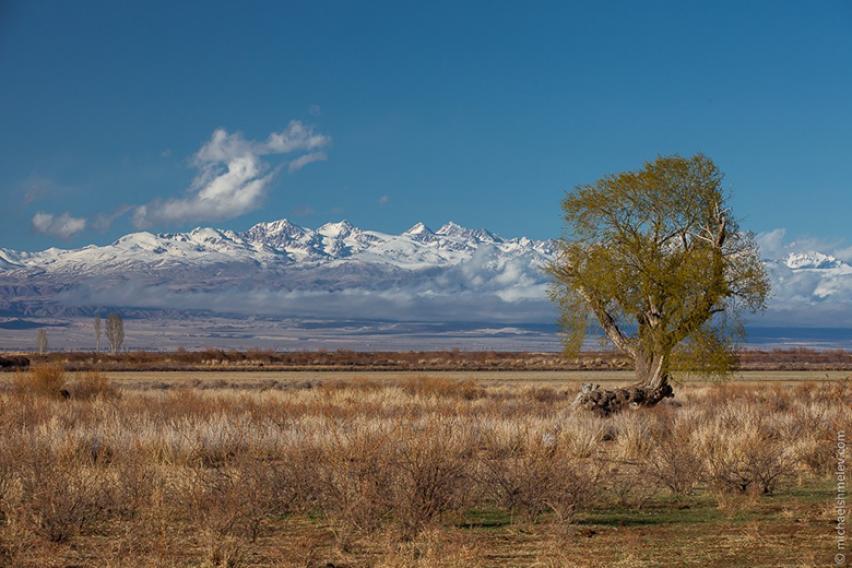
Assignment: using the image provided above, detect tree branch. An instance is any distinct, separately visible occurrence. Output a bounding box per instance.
[576,287,637,357]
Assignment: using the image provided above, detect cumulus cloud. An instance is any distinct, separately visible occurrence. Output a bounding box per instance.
[133,121,330,227]
[32,212,87,239]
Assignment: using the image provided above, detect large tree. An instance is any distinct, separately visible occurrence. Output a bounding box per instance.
[549,155,769,413]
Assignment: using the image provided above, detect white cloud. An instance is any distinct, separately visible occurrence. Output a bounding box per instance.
[20,175,71,205]
[757,228,787,258]
[32,212,87,239]
[757,227,852,263]
[832,245,852,263]
[378,195,390,206]
[92,205,132,231]
[133,121,330,227]
[288,151,327,172]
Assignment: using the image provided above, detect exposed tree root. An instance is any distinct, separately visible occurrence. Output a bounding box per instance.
[573,381,674,416]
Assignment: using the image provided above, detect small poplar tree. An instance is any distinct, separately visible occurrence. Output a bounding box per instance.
[105,313,124,354]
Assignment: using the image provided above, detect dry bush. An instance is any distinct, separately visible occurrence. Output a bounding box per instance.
[388,422,471,539]
[13,363,67,398]
[314,421,473,542]
[479,432,595,523]
[175,463,282,567]
[603,463,659,510]
[609,411,660,462]
[71,371,119,400]
[525,386,567,404]
[696,410,792,496]
[640,413,703,497]
[7,457,115,543]
[400,376,485,400]
[316,426,397,544]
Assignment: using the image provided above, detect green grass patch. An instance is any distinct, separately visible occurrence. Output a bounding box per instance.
[458,508,513,529]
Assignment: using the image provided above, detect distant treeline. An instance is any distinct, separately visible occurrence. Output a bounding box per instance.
[2,348,851,372]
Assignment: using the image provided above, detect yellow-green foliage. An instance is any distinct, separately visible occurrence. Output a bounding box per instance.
[549,154,770,382]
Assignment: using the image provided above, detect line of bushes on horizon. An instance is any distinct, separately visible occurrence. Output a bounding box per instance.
[2,347,851,373]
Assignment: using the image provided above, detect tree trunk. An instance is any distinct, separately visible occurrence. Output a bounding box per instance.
[573,350,674,416]
[633,351,669,390]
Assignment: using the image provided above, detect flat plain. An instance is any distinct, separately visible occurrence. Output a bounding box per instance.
[82,369,852,390]
[0,360,848,567]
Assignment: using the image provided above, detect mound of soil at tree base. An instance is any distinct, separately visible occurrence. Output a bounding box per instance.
[573,382,674,416]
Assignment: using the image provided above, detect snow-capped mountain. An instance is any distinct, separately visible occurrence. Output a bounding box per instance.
[760,250,852,325]
[2,220,852,327]
[0,220,557,321]
[0,219,557,274]
[784,252,848,271]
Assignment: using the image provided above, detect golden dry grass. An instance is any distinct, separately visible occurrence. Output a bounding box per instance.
[0,369,848,567]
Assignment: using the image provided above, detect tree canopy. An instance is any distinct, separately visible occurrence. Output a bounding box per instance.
[549,154,770,389]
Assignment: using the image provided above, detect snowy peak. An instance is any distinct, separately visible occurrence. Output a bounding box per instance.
[244,219,307,240]
[436,221,500,243]
[404,222,433,236]
[318,220,356,239]
[112,232,165,250]
[0,249,22,269]
[403,222,436,243]
[785,252,845,270]
[243,219,312,251]
[0,219,553,275]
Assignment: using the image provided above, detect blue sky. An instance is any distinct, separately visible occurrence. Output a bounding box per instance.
[2,0,851,251]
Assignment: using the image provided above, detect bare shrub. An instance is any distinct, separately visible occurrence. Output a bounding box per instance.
[389,423,471,539]
[316,427,397,544]
[177,464,274,566]
[400,376,485,400]
[604,464,659,510]
[698,416,791,496]
[525,387,565,404]
[71,371,119,400]
[640,416,703,497]
[13,364,66,398]
[10,458,114,543]
[479,433,593,523]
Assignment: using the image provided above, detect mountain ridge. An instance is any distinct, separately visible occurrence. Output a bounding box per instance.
[2,219,852,326]
[0,219,556,272]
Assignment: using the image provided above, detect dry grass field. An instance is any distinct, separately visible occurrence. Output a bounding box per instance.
[0,365,848,567]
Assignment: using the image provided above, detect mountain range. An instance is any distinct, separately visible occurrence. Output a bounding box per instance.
[2,219,852,331]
